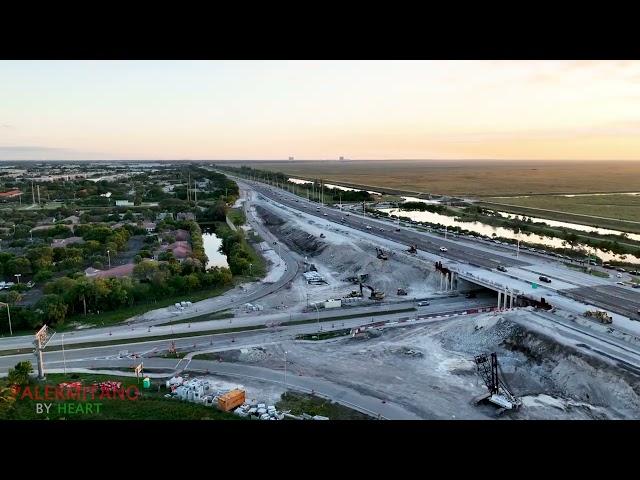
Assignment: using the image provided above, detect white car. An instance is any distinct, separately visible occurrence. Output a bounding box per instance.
[417,301,430,306]
[616,273,623,278]
[440,247,448,252]
[366,226,372,230]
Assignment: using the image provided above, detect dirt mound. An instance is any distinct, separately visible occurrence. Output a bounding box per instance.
[256,205,327,256]
[437,312,640,418]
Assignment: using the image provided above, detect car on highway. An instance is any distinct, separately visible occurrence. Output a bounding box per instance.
[323,213,328,216]
[366,226,372,230]
[617,281,626,286]
[439,246,448,252]
[633,284,640,289]
[617,273,623,278]
[346,213,350,216]
[379,228,384,232]
[496,265,507,272]
[539,276,552,283]
[417,301,430,306]
[395,227,401,232]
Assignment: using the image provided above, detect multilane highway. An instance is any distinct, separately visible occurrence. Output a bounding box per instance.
[234,176,638,320]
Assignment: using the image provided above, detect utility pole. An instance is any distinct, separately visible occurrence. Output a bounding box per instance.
[32,182,35,205]
[37,185,41,204]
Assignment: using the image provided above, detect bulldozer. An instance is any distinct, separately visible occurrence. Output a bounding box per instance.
[376,247,388,260]
[584,310,613,324]
[397,288,408,296]
[407,244,417,254]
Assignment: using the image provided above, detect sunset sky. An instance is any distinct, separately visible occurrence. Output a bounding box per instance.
[1,60,640,161]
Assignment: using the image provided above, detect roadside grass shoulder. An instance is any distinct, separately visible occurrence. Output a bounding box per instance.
[276,391,372,420]
[0,373,238,420]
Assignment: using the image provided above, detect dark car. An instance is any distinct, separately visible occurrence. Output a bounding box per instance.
[465,292,477,299]
[539,276,552,283]
[497,265,507,272]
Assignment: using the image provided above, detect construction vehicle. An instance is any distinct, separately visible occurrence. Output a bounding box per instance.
[376,247,388,260]
[407,245,417,254]
[584,310,613,324]
[397,288,408,296]
[347,290,362,298]
[473,352,522,411]
[346,273,369,284]
[359,282,385,300]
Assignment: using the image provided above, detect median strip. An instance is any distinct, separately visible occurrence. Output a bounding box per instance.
[0,307,417,357]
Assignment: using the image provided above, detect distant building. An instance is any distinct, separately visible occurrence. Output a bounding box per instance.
[339,156,345,161]
[288,156,294,161]
[0,189,22,199]
[142,221,157,233]
[115,200,134,207]
[85,263,135,278]
[156,212,173,221]
[51,236,85,248]
[176,212,195,221]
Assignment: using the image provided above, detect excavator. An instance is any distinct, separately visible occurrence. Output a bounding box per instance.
[359,281,385,300]
[376,247,388,260]
[407,245,417,254]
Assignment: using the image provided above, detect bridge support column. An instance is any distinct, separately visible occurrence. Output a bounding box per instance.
[440,272,444,291]
[497,291,502,310]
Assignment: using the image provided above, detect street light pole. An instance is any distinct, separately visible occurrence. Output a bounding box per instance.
[284,351,288,391]
[313,304,320,331]
[61,333,67,374]
[0,302,12,336]
[107,249,111,269]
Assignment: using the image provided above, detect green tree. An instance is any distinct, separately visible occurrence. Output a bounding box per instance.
[133,260,160,282]
[35,295,68,326]
[7,361,33,386]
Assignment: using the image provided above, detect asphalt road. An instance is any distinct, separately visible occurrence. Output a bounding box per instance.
[244,179,531,270]
[0,294,495,351]
[236,177,639,320]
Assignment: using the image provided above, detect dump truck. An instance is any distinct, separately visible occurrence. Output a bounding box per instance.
[584,310,613,324]
[218,389,246,412]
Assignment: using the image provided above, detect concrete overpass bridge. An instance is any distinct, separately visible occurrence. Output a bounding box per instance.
[433,261,552,311]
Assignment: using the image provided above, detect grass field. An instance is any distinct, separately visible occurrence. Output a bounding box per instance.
[482,194,640,224]
[276,391,372,420]
[0,373,238,420]
[228,160,640,197]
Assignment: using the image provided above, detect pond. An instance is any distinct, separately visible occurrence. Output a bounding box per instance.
[493,211,640,242]
[201,227,229,269]
[288,178,382,196]
[378,207,640,264]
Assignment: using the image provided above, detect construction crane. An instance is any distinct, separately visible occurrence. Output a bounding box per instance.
[473,352,522,411]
